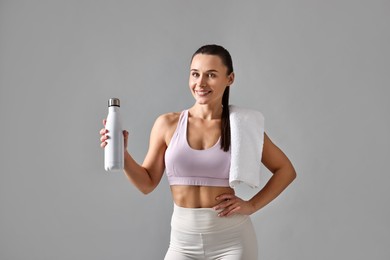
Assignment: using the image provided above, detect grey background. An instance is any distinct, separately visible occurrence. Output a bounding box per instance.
[0,0,389,259]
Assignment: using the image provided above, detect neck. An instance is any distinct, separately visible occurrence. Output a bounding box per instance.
[189,103,223,120]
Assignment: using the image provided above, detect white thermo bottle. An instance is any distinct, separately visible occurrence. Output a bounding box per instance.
[104,98,124,171]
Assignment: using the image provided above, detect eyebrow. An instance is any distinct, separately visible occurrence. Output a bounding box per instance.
[190,69,219,73]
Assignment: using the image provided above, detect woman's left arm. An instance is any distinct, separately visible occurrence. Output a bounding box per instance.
[215,132,297,216]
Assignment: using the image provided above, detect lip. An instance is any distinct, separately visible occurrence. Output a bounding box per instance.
[195,90,212,96]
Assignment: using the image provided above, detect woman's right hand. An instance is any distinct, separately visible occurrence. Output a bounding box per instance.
[99,119,108,148]
[99,119,129,150]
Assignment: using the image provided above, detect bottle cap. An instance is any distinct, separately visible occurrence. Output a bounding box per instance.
[108,98,120,107]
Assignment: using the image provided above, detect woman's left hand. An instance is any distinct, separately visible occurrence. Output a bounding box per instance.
[213,193,255,217]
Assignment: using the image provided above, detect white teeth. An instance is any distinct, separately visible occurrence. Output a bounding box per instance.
[196,90,211,96]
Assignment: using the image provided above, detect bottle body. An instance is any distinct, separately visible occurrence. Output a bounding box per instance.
[104,103,124,171]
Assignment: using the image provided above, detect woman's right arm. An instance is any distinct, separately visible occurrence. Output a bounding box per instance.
[100,114,173,194]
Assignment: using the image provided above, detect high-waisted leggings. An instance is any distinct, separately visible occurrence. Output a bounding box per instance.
[164,204,258,260]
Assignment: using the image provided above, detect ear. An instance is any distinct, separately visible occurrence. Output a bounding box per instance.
[227,72,235,86]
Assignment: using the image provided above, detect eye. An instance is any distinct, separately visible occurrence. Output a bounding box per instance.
[208,73,216,78]
[191,72,200,78]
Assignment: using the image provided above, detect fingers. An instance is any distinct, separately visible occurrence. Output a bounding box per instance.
[213,194,236,210]
[123,130,129,149]
[100,119,108,148]
[213,194,246,217]
[123,130,129,138]
[215,193,236,201]
[100,132,108,148]
[219,204,241,217]
[99,119,129,149]
[100,134,108,142]
[99,128,108,135]
[214,200,241,217]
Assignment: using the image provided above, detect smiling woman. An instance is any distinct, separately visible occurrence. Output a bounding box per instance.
[189,54,234,106]
[99,44,296,259]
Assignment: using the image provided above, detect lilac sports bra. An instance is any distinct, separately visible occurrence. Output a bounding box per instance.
[164,110,231,187]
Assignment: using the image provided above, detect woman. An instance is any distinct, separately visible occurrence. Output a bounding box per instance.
[100,44,296,259]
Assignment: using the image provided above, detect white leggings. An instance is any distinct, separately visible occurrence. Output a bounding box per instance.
[164,204,258,260]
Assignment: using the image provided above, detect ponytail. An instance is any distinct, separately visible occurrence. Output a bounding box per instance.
[221,86,230,152]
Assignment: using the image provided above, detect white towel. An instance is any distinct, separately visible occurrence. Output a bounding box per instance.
[229,105,265,188]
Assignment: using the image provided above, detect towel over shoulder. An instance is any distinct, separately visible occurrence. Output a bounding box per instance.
[229,105,265,188]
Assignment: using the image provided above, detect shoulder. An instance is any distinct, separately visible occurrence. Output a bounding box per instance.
[154,112,181,128]
[151,112,182,136]
[151,112,182,145]
[229,105,264,121]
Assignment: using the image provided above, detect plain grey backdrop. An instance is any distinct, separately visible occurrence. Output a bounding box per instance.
[1,0,389,259]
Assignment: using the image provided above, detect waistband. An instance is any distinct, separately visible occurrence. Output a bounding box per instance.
[171,203,249,233]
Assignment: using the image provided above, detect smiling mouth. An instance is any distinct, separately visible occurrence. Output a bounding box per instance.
[195,90,212,97]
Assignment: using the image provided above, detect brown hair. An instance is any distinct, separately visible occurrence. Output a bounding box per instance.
[191,44,233,152]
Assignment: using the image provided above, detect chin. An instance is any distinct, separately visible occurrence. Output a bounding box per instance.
[196,100,207,105]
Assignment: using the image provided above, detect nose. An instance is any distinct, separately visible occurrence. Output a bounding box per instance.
[197,74,207,87]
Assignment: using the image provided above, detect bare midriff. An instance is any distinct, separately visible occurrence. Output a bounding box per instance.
[170,185,235,208]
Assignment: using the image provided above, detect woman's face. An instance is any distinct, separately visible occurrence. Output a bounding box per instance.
[189,54,234,106]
